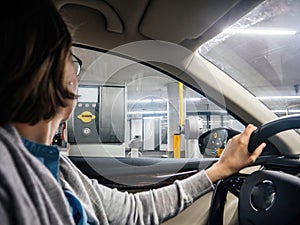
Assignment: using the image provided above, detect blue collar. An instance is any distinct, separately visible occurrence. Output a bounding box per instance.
[22,138,60,181]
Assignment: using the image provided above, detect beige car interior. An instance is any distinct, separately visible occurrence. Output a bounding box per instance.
[52,1,300,224]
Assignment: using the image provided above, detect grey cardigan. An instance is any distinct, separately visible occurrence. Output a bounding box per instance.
[0,124,213,225]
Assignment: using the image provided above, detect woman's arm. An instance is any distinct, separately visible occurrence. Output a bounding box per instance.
[60,124,264,225]
[92,170,214,225]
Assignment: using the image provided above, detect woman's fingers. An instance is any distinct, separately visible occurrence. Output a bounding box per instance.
[249,142,266,163]
[206,124,266,182]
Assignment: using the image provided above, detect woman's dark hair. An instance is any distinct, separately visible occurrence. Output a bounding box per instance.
[0,0,76,125]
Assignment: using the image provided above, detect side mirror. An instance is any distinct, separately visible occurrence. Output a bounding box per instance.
[198,127,240,157]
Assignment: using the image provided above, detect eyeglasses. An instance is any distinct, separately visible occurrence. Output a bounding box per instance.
[72,54,82,76]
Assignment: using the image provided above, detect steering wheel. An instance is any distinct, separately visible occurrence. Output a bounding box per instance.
[207,115,300,225]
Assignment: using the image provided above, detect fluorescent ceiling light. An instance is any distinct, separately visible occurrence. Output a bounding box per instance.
[256,96,300,100]
[143,116,163,120]
[223,28,297,35]
[272,110,300,113]
[128,97,206,104]
[187,97,203,101]
[128,111,167,115]
[128,99,166,104]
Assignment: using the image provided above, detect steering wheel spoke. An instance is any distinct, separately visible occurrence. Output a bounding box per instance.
[222,173,248,197]
[208,173,247,225]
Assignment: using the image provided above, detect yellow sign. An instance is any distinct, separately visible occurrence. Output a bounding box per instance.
[77,111,96,123]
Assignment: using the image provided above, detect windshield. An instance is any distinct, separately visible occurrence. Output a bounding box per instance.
[198,0,300,117]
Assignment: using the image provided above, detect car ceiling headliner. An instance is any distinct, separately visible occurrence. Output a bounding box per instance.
[54,0,264,52]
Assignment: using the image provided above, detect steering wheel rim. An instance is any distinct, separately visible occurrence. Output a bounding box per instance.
[207,115,300,225]
[248,114,300,153]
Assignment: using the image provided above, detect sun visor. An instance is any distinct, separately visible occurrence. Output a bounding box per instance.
[139,0,240,43]
[56,0,123,33]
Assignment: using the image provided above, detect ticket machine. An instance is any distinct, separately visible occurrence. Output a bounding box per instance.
[67,84,126,157]
[69,86,100,143]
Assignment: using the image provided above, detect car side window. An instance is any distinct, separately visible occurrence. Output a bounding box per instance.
[62,47,244,158]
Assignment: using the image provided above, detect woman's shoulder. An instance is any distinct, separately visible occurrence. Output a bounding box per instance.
[0,124,26,163]
[0,124,22,144]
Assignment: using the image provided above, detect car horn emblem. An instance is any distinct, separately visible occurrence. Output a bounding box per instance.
[77,111,96,123]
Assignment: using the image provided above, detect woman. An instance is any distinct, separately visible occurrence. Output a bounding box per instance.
[0,0,265,224]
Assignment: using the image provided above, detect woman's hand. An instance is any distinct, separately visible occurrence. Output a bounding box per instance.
[206,124,266,183]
